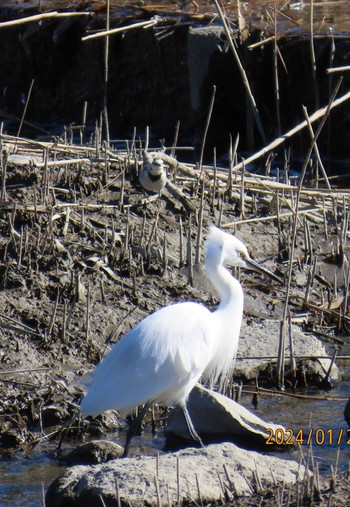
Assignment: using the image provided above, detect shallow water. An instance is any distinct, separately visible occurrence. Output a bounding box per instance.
[240,375,350,475]
[0,444,66,507]
[1,369,349,506]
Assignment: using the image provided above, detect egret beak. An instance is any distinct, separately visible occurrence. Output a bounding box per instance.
[245,257,284,285]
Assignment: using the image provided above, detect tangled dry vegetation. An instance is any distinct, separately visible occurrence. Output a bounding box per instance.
[0,129,349,457]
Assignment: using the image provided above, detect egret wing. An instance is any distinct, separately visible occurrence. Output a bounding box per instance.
[80,302,215,417]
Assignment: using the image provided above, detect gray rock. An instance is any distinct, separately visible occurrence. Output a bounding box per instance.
[166,385,286,450]
[236,319,339,382]
[46,442,307,507]
[62,440,123,465]
[42,405,70,427]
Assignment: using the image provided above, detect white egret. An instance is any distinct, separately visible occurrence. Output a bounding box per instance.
[139,157,167,193]
[80,226,281,456]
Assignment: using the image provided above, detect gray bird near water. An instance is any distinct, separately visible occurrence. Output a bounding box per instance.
[139,156,167,194]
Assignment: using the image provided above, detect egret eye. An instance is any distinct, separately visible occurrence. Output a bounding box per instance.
[239,251,247,259]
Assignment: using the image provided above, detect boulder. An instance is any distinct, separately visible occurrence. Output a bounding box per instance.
[62,440,123,465]
[42,405,71,427]
[46,442,308,507]
[165,385,286,450]
[236,319,339,383]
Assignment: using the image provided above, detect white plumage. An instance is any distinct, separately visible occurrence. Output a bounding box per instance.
[80,226,279,455]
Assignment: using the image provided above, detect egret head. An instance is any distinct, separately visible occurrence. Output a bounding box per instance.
[206,226,249,268]
[206,226,283,283]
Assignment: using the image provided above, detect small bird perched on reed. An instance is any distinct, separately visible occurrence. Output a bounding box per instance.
[139,154,167,194]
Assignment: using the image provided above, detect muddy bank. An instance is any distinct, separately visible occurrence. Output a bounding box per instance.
[0,129,348,455]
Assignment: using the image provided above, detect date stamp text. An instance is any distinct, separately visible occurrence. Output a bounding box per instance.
[265,428,350,446]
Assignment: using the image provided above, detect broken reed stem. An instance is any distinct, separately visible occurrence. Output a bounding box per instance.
[171,120,180,158]
[82,19,158,41]
[179,216,184,268]
[194,474,204,507]
[80,101,87,144]
[17,78,34,139]
[176,456,180,507]
[239,161,245,220]
[218,194,224,228]
[227,133,239,193]
[272,2,281,136]
[213,0,267,144]
[303,106,331,189]
[154,475,162,507]
[85,282,90,342]
[162,229,167,274]
[115,478,122,507]
[103,0,111,148]
[47,290,60,342]
[0,11,91,28]
[211,147,217,209]
[195,182,204,265]
[223,464,236,497]
[327,65,350,74]
[198,84,216,175]
[277,77,343,388]
[1,150,7,200]
[187,216,193,286]
[277,318,286,388]
[310,0,319,110]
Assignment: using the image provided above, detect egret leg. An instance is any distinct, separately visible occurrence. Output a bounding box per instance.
[123,401,152,458]
[181,403,204,447]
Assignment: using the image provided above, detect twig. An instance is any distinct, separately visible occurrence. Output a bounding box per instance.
[199,85,216,174]
[327,65,350,74]
[17,79,34,138]
[82,19,158,41]
[303,107,331,189]
[0,11,91,28]
[242,387,348,401]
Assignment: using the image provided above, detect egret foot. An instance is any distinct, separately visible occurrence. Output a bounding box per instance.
[122,402,152,458]
[182,403,204,447]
